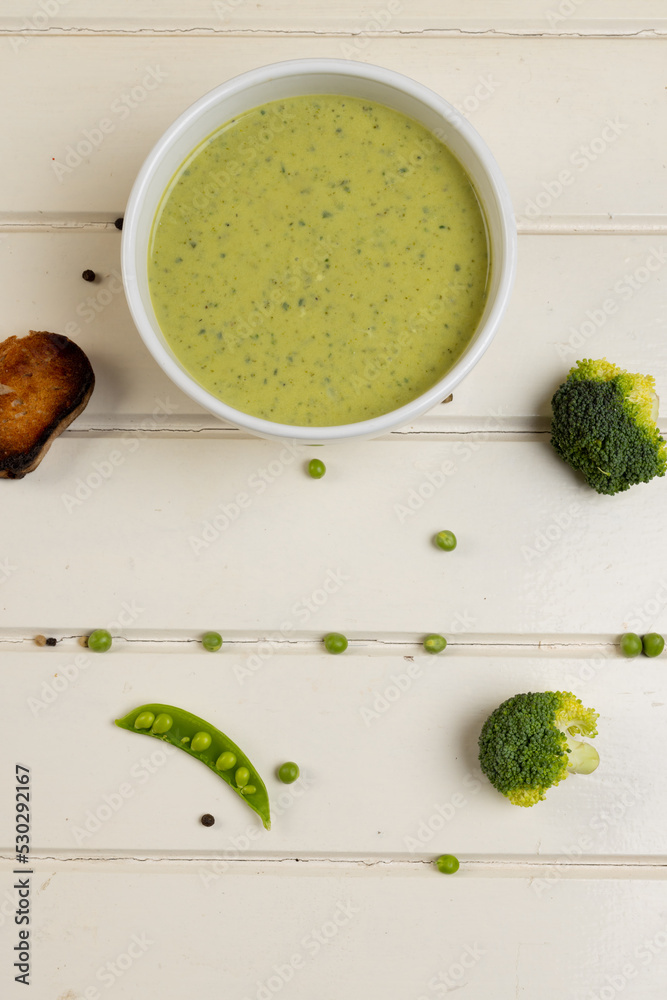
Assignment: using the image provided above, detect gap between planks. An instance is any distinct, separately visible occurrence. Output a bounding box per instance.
[0,633,621,659]
[0,27,666,40]
[0,854,665,879]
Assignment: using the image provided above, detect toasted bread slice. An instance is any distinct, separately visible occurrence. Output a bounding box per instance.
[0,331,95,479]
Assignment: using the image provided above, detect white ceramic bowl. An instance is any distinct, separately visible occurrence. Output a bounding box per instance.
[122,59,516,442]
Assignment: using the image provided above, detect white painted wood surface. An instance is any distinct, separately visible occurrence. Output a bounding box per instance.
[0,652,664,859]
[1,4,666,998]
[2,37,666,221]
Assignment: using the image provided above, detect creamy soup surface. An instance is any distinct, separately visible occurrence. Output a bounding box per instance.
[149,95,490,426]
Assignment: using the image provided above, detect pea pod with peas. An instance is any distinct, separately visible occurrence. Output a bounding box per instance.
[114,703,271,830]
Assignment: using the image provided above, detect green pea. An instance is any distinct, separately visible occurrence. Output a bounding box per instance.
[324,632,348,654]
[191,731,212,752]
[152,713,173,734]
[435,854,459,874]
[278,762,300,784]
[134,712,155,730]
[241,785,257,795]
[620,632,642,658]
[236,766,250,787]
[642,633,665,658]
[216,751,236,771]
[181,736,191,744]
[88,629,112,652]
[308,458,326,479]
[434,530,457,551]
[423,634,447,654]
[202,631,223,652]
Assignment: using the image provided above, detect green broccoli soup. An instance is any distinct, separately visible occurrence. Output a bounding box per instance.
[148,95,490,426]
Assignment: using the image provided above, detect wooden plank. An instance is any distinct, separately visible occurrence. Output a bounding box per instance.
[1,437,666,636]
[0,651,663,859]
[1,0,666,36]
[1,861,666,999]
[2,231,666,430]
[0,38,665,218]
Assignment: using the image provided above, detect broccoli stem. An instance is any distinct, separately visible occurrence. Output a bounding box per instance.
[564,735,600,775]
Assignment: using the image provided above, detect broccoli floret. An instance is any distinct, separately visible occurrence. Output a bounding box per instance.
[551,358,666,495]
[478,691,599,807]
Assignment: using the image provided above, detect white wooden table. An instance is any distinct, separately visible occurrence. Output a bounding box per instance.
[2,3,667,997]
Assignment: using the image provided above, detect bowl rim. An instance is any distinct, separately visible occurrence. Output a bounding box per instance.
[121,57,517,442]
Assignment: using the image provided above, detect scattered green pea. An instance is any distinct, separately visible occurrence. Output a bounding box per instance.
[435,530,457,551]
[308,458,326,479]
[324,632,348,654]
[88,629,112,653]
[423,634,447,654]
[202,631,223,652]
[278,762,300,784]
[216,751,237,771]
[435,854,460,874]
[191,731,212,752]
[642,632,665,658]
[152,713,173,734]
[241,785,257,795]
[236,766,250,787]
[620,632,642,658]
[134,712,155,730]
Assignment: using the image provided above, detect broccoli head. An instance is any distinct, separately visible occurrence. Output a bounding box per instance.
[551,358,666,495]
[478,691,599,807]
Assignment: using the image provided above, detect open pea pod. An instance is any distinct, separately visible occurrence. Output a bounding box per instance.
[115,703,271,830]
